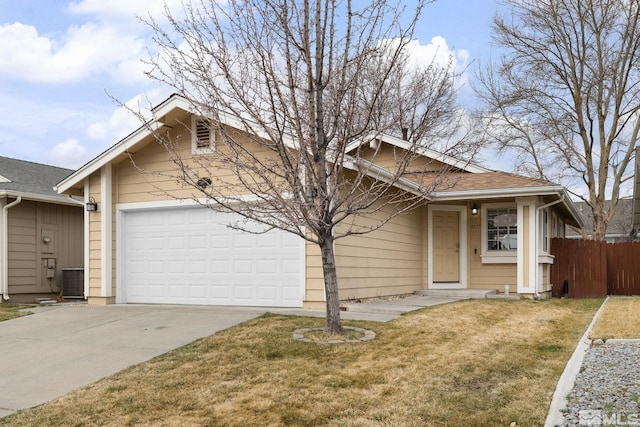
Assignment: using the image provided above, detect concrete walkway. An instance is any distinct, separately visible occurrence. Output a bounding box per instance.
[0,290,486,417]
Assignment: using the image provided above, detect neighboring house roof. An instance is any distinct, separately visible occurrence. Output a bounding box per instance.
[566,198,633,239]
[0,156,79,205]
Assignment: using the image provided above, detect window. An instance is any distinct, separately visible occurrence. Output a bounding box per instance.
[191,116,215,154]
[487,207,518,251]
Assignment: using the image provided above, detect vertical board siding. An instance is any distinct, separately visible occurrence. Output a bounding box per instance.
[7,200,83,296]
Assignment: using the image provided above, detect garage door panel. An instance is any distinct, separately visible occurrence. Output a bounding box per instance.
[121,207,303,307]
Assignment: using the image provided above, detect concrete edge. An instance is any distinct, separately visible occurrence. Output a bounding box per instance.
[544,296,609,427]
[605,338,640,344]
[0,409,15,418]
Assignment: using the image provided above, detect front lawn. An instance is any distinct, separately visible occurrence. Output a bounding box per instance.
[0,304,33,322]
[0,298,602,427]
[589,296,640,340]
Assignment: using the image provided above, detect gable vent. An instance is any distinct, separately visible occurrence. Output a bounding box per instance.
[195,120,211,148]
[192,116,215,153]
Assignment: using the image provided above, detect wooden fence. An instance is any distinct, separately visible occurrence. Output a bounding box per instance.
[550,238,640,298]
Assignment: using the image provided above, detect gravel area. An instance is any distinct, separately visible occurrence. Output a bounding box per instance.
[558,341,640,426]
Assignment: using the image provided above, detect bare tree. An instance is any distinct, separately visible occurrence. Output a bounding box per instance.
[475,0,640,239]
[139,0,463,334]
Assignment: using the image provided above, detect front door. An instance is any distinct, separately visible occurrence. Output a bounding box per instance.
[433,210,460,282]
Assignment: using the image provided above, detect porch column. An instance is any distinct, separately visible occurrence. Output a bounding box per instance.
[100,164,113,298]
[83,179,90,300]
[517,197,537,294]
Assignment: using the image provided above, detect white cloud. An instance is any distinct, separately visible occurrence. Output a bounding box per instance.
[86,88,173,142]
[0,21,145,84]
[403,36,471,90]
[48,138,90,169]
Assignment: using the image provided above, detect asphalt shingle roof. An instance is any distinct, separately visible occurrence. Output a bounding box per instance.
[0,156,74,200]
[404,170,560,193]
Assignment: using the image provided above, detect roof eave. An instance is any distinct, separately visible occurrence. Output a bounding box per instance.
[55,120,166,194]
[0,190,83,207]
[432,186,584,227]
[342,157,431,199]
[56,95,299,195]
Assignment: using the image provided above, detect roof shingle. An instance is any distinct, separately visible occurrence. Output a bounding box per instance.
[0,157,74,199]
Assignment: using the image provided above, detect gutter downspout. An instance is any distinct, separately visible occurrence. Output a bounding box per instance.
[535,194,565,297]
[2,196,22,301]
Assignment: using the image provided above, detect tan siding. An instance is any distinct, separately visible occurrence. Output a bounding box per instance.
[304,203,425,305]
[360,143,451,173]
[304,242,324,306]
[336,205,424,300]
[467,200,518,292]
[115,125,282,204]
[88,172,102,299]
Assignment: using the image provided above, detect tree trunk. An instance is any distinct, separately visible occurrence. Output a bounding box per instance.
[592,215,608,241]
[318,231,343,335]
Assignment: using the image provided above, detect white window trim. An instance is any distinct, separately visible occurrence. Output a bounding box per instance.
[538,207,555,264]
[481,202,517,264]
[191,116,215,154]
[541,208,549,253]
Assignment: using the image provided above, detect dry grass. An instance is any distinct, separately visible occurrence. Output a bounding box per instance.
[589,296,640,340]
[0,298,602,427]
[0,304,33,322]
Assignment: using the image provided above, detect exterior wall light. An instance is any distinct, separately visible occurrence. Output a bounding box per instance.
[86,196,98,212]
[471,203,479,216]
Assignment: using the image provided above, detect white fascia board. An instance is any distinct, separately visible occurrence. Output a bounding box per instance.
[346,131,490,174]
[431,185,566,200]
[342,157,430,199]
[559,190,585,228]
[55,120,165,194]
[0,190,83,207]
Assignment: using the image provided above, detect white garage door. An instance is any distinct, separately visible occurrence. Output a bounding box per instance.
[120,206,304,307]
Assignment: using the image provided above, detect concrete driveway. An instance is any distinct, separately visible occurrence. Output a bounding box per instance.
[0,303,267,418]
[0,294,465,418]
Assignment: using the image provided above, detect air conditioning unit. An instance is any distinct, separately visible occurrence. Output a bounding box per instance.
[62,268,84,299]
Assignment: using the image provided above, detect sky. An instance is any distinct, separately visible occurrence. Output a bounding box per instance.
[0,0,499,171]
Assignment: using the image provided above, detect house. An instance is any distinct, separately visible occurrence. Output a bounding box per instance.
[566,198,635,242]
[0,157,84,303]
[55,95,583,308]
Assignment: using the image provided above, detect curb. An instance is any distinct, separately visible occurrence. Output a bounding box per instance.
[544,296,609,427]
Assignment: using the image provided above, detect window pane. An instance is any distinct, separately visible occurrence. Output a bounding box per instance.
[487,208,518,251]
